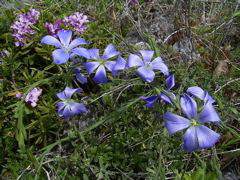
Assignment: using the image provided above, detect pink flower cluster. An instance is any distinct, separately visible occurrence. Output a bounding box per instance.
[45,19,62,36]
[11,9,40,46]
[25,88,42,107]
[63,12,88,34]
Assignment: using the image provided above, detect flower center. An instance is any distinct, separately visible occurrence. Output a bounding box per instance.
[190,119,200,127]
[65,98,74,105]
[99,59,105,65]
[145,63,152,70]
[63,45,70,53]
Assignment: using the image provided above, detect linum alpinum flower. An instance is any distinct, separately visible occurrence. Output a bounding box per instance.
[164,93,220,152]
[41,30,89,64]
[57,87,87,118]
[126,50,169,82]
[83,44,120,83]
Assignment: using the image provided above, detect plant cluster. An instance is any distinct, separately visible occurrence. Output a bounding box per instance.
[1,1,240,178]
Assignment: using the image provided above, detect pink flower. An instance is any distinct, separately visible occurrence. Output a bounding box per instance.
[63,12,89,34]
[11,9,40,46]
[25,88,42,107]
[45,19,62,36]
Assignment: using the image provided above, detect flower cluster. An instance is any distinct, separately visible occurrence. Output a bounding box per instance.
[11,9,40,46]
[45,19,62,36]
[41,29,221,152]
[41,31,169,84]
[25,88,42,107]
[63,12,88,34]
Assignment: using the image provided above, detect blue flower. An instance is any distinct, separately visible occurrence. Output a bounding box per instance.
[126,50,169,82]
[57,87,87,118]
[83,44,120,83]
[41,30,89,64]
[141,74,176,108]
[163,93,220,152]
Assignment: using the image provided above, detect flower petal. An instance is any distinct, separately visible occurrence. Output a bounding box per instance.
[180,94,197,119]
[93,65,107,83]
[138,50,154,62]
[52,49,70,64]
[57,87,83,100]
[198,102,221,124]
[187,86,205,100]
[187,86,215,104]
[88,48,100,60]
[102,44,119,60]
[196,125,220,149]
[83,62,99,74]
[69,38,89,50]
[72,48,90,59]
[41,35,62,48]
[57,30,72,46]
[105,61,116,72]
[203,91,216,104]
[164,112,190,134]
[112,56,126,77]
[140,95,159,108]
[183,127,198,152]
[57,102,66,117]
[62,105,73,117]
[69,102,88,114]
[151,57,169,76]
[126,54,143,68]
[160,93,173,105]
[137,66,155,82]
[166,74,175,90]
[113,56,126,71]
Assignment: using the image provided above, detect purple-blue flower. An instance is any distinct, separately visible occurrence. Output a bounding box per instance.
[164,93,221,152]
[141,74,176,108]
[126,50,169,82]
[83,44,120,83]
[57,87,87,118]
[41,30,89,64]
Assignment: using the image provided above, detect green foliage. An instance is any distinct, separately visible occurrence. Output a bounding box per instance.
[0,0,240,179]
